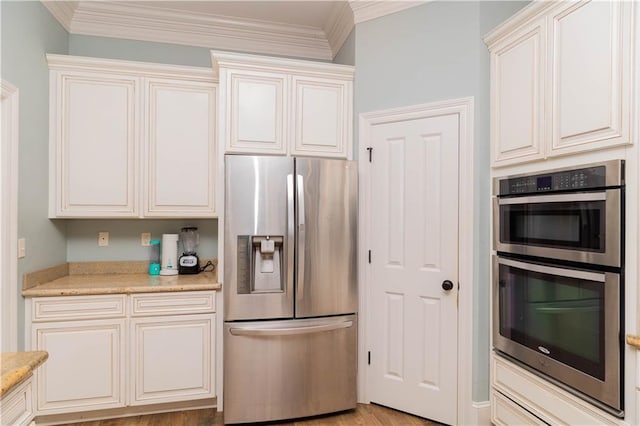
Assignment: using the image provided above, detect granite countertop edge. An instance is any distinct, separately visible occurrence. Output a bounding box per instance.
[1,351,48,397]
[626,334,640,349]
[22,272,221,298]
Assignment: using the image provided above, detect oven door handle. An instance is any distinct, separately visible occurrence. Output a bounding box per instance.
[498,192,607,205]
[498,257,606,282]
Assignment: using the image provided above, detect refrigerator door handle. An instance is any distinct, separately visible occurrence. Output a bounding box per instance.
[287,174,295,298]
[297,174,306,300]
[229,320,353,337]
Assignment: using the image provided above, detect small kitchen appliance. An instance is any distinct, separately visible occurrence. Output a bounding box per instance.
[160,233,179,276]
[179,226,200,274]
[149,239,161,275]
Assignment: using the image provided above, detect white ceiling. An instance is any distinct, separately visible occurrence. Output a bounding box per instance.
[41,1,425,60]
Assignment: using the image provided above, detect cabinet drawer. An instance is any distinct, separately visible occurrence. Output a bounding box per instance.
[130,291,215,316]
[492,354,619,425]
[492,390,547,425]
[32,295,126,322]
[0,376,34,426]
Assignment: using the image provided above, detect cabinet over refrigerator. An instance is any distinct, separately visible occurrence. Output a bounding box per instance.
[223,155,358,424]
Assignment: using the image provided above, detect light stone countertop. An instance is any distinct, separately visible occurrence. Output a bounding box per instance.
[627,335,640,350]
[1,351,48,397]
[22,272,221,297]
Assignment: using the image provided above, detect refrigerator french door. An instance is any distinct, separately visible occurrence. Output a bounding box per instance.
[223,155,357,424]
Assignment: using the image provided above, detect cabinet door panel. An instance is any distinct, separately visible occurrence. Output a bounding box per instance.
[33,319,126,414]
[227,71,287,154]
[145,79,216,217]
[491,19,546,166]
[291,77,351,158]
[130,314,215,405]
[549,0,632,155]
[54,73,139,216]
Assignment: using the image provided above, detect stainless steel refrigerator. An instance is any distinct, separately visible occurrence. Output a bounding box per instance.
[223,155,357,424]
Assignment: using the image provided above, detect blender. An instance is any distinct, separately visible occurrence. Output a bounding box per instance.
[179,226,200,274]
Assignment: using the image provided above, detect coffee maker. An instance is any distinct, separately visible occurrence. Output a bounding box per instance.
[179,226,200,274]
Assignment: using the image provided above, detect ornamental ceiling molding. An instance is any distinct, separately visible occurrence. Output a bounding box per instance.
[41,1,426,61]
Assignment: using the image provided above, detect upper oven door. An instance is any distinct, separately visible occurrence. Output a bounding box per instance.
[493,189,621,267]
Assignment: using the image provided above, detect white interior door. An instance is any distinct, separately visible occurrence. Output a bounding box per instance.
[367,113,459,425]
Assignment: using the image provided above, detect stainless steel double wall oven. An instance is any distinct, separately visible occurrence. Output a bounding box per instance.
[493,160,625,416]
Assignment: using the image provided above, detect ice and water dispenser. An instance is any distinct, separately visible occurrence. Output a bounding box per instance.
[236,235,284,294]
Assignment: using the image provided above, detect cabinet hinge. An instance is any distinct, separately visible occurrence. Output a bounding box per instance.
[368,351,371,365]
[366,147,373,162]
[368,250,371,264]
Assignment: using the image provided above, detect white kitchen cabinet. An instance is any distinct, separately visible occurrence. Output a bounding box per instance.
[548,0,633,157]
[144,78,217,217]
[33,318,127,414]
[129,291,216,405]
[130,314,215,405]
[27,291,216,419]
[48,70,140,217]
[48,55,217,218]
[224,69,288,154]
[213,51,354,159]
[489,17,546,166]
[0,376,35,426]
[291,75,352,158]
[491,390,546,426]
[485,0,635,167]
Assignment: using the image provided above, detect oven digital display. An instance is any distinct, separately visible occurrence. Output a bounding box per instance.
[536,176,552,191]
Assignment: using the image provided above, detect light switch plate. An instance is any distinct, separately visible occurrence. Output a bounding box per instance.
[141,232,151,246]
[18,238,26,258]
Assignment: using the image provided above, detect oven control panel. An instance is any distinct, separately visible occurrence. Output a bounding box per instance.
[499,166,606,195]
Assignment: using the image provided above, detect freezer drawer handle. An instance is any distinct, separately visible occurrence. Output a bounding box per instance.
[229,320,353,336]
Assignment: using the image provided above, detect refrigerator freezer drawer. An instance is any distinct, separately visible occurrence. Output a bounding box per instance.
[223,315,357,424]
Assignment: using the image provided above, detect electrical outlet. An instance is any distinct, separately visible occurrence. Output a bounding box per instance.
[18,238,26,258]
[141,232,151,246]
[98,232,109,247]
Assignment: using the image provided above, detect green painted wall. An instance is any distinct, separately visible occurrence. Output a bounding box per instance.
[353,1,528,401]
[1,0,69,350]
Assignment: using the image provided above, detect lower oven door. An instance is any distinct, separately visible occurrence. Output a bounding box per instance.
[493,256,622,414]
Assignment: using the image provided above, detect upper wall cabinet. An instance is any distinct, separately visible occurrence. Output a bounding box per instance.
[48,55,217,218]
[212,51,354,159]
[485,0,635,167]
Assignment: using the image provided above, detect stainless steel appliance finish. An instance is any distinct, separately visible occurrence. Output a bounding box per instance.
[295,158,358,318]
[224,315,357,424]
[493,256,622,414]
[224,156,294,321]
[493,160,624,267]
[223,155,358,424]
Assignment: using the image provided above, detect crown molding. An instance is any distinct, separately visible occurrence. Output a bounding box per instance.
[41,1,77,32]
[65,1,334,61]
[349,1,427,24]
[483,1,556,47]
[46,53,217,82]
[211,50,354,80]
[325,2,355,58]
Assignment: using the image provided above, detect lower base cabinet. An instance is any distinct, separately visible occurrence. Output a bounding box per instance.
[130,314,215,405]
[492,354,624,425]
[492,390,546,426]
[33,319,126,413]
[0,376,35,425]
[27,291,216,419]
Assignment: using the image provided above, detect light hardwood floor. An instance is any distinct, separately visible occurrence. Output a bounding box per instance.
[65,404,441,426]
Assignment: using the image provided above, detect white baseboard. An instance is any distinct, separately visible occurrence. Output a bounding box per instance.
[470,400,491,426]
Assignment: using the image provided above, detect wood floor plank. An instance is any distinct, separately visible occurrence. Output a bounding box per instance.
[61,403,439,426]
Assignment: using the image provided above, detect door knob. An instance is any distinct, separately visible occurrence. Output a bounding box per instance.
[442,280,454,291]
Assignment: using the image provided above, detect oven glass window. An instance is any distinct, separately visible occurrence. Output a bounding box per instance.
[499,263,605,380]
[500,200,605,252]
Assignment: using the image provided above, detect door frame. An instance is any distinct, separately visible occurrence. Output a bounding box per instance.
[1,79,19,352]
[358,97,477,424]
